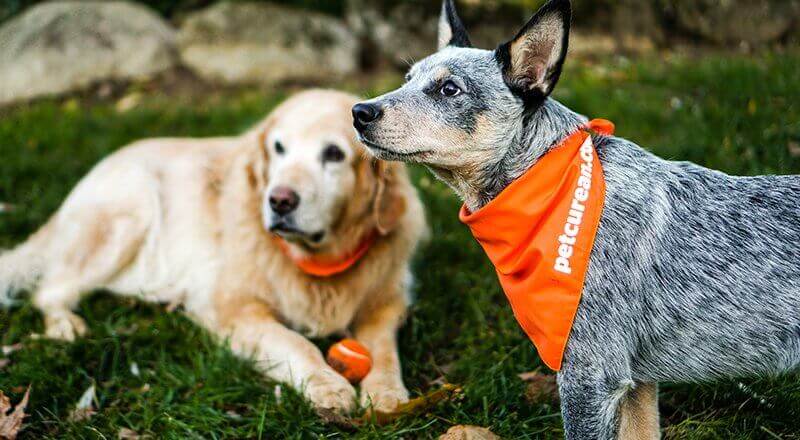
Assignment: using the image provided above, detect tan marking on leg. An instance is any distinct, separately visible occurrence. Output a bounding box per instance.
[618,382,660,440]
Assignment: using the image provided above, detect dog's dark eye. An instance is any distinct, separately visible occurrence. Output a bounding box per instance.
[440,81,462,97]
[274,141,285,155]
[322,144,345,163]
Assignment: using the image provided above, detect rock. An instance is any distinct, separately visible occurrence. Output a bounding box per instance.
[469,22,522,51]
[439,425,500,440]
[608,0,662,51]
[0,5,12,23]
[345,1,528,68]
[346,0,438,69]
[569,32,618,57]
[0,1,177,106]
[178,2,358,85]
[665,0,800,45]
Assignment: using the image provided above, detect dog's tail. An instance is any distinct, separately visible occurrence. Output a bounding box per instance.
[0,223,51,306]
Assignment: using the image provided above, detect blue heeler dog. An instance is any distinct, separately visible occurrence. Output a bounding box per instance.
[352,0,800,438]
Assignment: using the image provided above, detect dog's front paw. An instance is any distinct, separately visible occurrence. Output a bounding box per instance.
[360,375,409,413]
[43,311,87,342]
[305,370,357,413]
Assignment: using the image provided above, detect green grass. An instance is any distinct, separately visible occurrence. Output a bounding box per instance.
[2,51,800,439]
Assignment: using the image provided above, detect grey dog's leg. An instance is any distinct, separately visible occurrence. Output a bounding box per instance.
[618,383,660,439]
[558,369,633,440]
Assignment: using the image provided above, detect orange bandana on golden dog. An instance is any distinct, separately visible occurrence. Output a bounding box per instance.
[459,119,614,370]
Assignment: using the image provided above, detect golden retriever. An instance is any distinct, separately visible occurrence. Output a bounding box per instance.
[0,89,427,413]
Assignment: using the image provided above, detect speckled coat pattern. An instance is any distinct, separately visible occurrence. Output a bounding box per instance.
[559,123,800,438]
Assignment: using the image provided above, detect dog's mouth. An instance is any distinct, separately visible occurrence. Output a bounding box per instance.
[358,136,432,162]
[269,220,325,245]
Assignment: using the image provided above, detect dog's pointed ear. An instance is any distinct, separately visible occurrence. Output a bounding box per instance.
[495,0,571,103]
[438,0,472,50]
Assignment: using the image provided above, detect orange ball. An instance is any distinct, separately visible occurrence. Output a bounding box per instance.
[326,339,372,384]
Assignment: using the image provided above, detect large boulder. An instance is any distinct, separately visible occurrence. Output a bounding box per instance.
[346,0,437,69]
[178,2,358,85]
[0,1,177,106]
[345,0,657,68]
[664,0,800,45]
[345,0,530,68]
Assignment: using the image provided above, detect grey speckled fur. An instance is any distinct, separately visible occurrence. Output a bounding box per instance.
[559,132,800,438]
[353,0,800,438]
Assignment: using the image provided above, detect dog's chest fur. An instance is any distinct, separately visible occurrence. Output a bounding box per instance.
[565,135,800,382]
[263,264,374,337]
[246,237,406,338]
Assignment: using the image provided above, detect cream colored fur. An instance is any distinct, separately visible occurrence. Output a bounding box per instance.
[0,89,427,413]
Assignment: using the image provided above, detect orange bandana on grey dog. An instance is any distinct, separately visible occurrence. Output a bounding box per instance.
[460,119,614,370]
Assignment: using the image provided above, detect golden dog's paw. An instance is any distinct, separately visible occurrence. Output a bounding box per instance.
[44,311,88,342]
[360,377,409,413]
[306,370,357,413]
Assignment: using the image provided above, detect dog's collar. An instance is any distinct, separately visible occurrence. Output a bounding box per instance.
[274,231,378,277]
[459,119,614,370]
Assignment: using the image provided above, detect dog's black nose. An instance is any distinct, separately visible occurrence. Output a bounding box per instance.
[352,103,382,129]
[269,186,300,216]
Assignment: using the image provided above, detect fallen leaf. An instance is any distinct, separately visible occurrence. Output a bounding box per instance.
[68,384,97,422]
[788,141,800,158]
[118,428,142,439]
[518,371,559,404]
[1,345,22,357]
[315,408,359,430]
[0,203,16,214]
[0,386,31,440]
[114,323,140,336]
[165,296,184,313]
[129,362,140,377]
[115,92,142,113]
[747,99,757,115]
[428,362,455,386]
[361,383,462,425]
[439,425,500,440]
[0,360,9,371]
[316,384,463,429]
